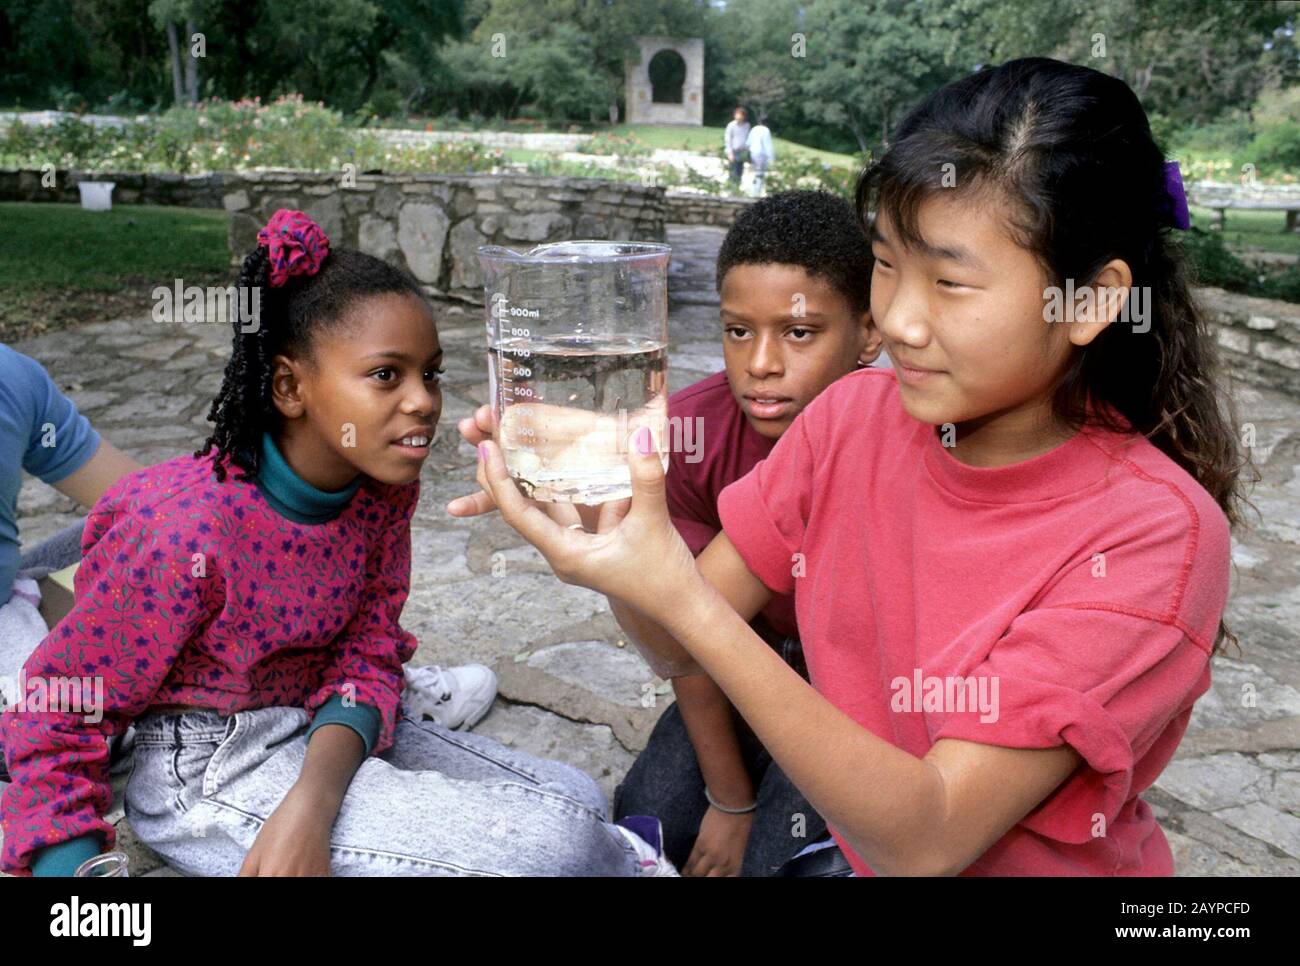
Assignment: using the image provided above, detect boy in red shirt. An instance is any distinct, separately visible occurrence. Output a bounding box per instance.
[611,191,882,875]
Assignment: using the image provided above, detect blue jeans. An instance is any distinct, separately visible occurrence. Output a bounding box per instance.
[125,706,644,876]
[613,616,833,875]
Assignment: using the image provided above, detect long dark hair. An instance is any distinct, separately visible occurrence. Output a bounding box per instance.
[856,57,1256,653]
[197,244,426,482]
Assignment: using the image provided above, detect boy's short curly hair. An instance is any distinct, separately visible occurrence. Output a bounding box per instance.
[715,190,871,314]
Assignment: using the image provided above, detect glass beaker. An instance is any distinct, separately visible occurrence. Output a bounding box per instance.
[477,241,671,504]
[75,851,130,877]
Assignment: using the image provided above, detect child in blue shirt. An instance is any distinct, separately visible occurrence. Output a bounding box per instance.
[0,344,140,714]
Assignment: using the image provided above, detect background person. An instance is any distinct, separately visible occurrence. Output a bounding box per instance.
[724,106,752,190]
[746,115,775,197]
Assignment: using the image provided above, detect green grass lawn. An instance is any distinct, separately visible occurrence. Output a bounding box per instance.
[0,202,229,290]
[609,124,859,168]
[390,117,861,168]
[1188,204,1300,257]
[0,202,229,341]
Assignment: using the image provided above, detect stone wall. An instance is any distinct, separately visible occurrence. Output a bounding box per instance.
[1199,287,1300,396]
[221,172,666,302]
[0,167,668,303]
[664,190,755,226]
[0,168,225,208]
[1,168,708,239]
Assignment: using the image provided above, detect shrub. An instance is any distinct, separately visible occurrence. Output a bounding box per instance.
[1176,111,1256,156]
[1258,267,1300,303]
[763,153,861,198]
[1247,121,1300,172]
[0,96,514,175]
[522,156,616,180]
[1179,227,1300,303]
[0,95,361,173]
[576,131,652,159]
[1180,228,1258,291]
[356,139,504,174]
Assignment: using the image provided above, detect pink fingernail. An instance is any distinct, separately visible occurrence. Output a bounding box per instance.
[634,426,652,456]
[478,443,488,461]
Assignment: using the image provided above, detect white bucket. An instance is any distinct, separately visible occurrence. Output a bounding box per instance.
[78,181,115,211]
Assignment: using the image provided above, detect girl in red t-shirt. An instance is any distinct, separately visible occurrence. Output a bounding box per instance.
[454,57,1252,875]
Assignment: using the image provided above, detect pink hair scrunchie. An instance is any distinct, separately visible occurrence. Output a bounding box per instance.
[257,209,330,286]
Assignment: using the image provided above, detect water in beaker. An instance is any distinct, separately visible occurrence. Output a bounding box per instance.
[478,241,671,504]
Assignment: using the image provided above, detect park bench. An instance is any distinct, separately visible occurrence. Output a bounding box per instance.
[1187,181,1300,232]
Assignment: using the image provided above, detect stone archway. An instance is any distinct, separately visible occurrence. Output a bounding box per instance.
[624,36,703,125]
[648,49,687,104]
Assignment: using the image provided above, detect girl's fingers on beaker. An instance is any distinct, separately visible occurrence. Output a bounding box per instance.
[445,488,498,517]
[457,416,487,445]
[456,406,497,445]
[542,502,584,529]
[596,498,632,532]
[478,440,573,561]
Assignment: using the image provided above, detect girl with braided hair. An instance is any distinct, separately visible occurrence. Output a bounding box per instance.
[2,210,673,876]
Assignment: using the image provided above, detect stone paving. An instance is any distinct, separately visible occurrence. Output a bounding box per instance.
[5,224,1299,875]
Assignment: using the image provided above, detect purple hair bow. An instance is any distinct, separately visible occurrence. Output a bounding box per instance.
[1162,161,1191,231]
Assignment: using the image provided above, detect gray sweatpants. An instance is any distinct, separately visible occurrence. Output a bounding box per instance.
[2,521,134,783]
[1,521,86,716]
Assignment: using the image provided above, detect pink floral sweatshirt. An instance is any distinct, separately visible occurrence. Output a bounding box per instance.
[1,443,419,874]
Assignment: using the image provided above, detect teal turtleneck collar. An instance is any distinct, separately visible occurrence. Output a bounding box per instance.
[255,433,362,525]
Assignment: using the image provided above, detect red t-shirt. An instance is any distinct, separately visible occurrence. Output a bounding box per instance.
[717,368,1230,876]
[666,371,796,638]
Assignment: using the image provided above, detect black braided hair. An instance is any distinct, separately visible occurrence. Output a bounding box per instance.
[197,243,428,482]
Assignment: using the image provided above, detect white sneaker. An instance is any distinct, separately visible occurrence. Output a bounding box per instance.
[402,663,498,730]
[614,816,680,877]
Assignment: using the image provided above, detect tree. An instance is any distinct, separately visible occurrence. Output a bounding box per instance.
[507,25,615,121]
[148,0,209,104]
[797,0,967,154]
[462,0,714,122]
[712,0,801,122]
[0,0,171,109]
[343,0,463,109]
[950,0,1300,129]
